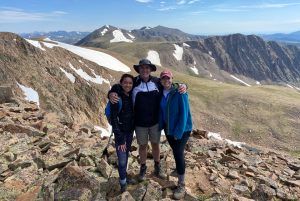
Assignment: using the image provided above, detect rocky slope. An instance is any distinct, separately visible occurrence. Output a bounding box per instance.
[0,32,118,128]
[0,96,299,200]
[201,34,300,83]
[77,25,300,85]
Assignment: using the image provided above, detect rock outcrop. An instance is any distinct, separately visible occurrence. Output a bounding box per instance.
[0,98,299,200]
[0,32,113,127]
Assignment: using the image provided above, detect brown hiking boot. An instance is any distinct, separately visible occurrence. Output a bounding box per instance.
[173,183,186,200]
[154,164,167,179]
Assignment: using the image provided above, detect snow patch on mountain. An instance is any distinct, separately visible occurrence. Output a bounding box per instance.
[147,50,161,66]
[183,43,190,47]
[127,33,135,39]
[42,42,59,49]
[47,41,130,72]
[17,82,40,106]
[94,125,112,137]
[208,132,246,148]
[68,62,109,85]
[59,68,76,83]
[230,75,251,87]
[110,30,133,43]
[173,44,183,61]
[190,66,199,75]
[101,28,108,36]
[25,39,45,51]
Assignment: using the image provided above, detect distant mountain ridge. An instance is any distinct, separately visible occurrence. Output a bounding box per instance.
[20,31,90,44]
[76,25,300,85]
[75,25,206,47]
[261,31,300,43]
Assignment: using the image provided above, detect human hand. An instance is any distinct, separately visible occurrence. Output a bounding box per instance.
[109,92,120,104]
[118,144,126,152]
[178,84,187,94]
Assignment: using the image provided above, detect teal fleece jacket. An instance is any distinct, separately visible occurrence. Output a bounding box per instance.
[159,86,193,139]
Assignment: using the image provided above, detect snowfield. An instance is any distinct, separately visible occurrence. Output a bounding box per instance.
[59,68,76,83]
[183,43,190,47]
[127,33,135,39]
[230,75,251,87]
[110,30,133,43]
[17,82,40,106]
[101,28,108,36]
[147,50,161,66]
[173,44,183,61]
[208,132,246,148]
[26,38,131,72]
[190,66,199,75]
[94,125,112,137]
[68,62,110,85]
[51,40,130,72]
[25,39,45,51]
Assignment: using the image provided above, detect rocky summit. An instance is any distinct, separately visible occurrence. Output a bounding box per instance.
[0,94,299,200]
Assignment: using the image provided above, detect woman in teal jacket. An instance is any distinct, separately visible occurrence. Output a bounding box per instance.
[159,70,192,200]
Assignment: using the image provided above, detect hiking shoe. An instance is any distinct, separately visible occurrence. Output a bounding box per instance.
[127,178,137,185]
[120,183,127,193]
[154,164,167,179]
[173,183,186,200]
[138,165,147,182]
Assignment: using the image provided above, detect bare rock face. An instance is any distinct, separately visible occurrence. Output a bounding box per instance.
[0,32,113,127]
[0,86,14,103]
[55,165,101,198]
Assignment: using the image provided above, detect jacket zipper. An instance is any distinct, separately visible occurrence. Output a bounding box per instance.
[167,90,175,135]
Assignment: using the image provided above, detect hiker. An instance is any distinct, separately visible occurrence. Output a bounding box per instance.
[108,59,187,182]
[110,73,135,192]
[159,70,192,200]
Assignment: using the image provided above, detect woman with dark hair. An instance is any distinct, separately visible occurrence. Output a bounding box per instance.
[110,73,135,192]
[159,70,192,200]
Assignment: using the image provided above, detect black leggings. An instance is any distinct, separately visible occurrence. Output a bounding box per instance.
[166,131,190,175]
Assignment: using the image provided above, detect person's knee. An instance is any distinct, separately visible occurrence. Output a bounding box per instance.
[119,157,127,167]
[118,153,127,167]
[151,143,159,150]
[139,144,147,151]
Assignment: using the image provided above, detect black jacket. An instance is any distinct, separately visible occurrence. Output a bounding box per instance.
[131,76,163,127]
[110,88,134,145]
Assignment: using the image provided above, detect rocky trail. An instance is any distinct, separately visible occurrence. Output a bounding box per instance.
[0,88,299,201]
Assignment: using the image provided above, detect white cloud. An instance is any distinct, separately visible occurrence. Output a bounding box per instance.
[211,2,300,13]
[214,8,246,12]
[189,11,207,15]
[177,0,186,5]
[188,0,200,4]
[135,0,152,3]
[157,6,177,11]
[0,7,67,23]
[240,3,300,9]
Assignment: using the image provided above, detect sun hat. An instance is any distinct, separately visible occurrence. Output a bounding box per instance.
[133,58,157,73]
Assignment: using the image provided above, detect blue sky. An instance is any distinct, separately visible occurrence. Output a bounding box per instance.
[1,0,300,35]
